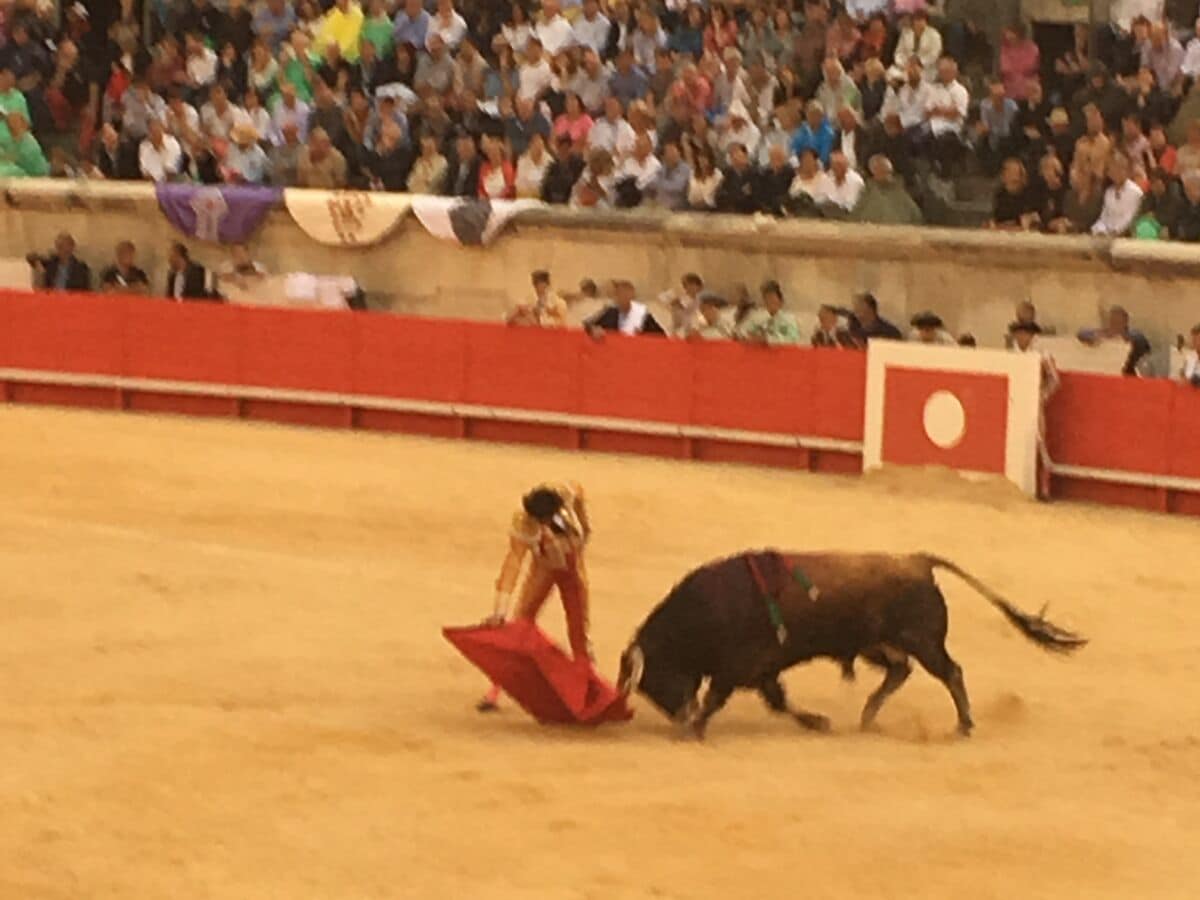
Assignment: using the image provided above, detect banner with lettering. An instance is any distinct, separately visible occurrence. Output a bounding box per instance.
[283,189,413,247]
[155,184,281,244]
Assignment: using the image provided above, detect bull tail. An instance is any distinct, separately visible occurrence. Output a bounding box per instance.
[924,555,1087,654]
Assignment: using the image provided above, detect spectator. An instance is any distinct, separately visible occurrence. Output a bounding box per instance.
[617,132,662,206]
[201,83,250,145]
[791,100,836,166]
[363,119,413,190]
[689,292,734,340]
[217,244,269,292]
[1078,305,1152,376]
[926,55,969,176]
[585,278,667,336]
[893,10,942,79]
[1136,167,1183,238]
[846,291,903,345]
[884,57,931,133]
[542,133,585,203]
[823,150,865,214]
[1174,169,1200,240]
[569,48,610,115]
[183,32,219,96]
[552,92,593,154]
[1053,162,1104,234]
[1129,65,1172,131]
[428,0,468,51]
[1036,154,1069,232]
[825,9,862,67]
[271,80,310,145]
[164,243,216,301]
[740,280,800,345]
[1074,102,1113,180]
[1176,119,1200,178]
[990,157,1039,230]
[0,110,46,177]
[1142,22,1184,94]
[715,142,757,213]
[589,95,636,161]
[811,304,855,348]
[859,58,889,123]
[224,123,271,185]
[976,77,1019,175]
[478,137,515,199]
[629,9,666,70]
[659,272,706,336]
[1091,153,1144,236]
[515,131,552,199]
[789,148,832,211]
[500,3,533,56]
[536,0,576,57]
[1178,323,1200,385]
[256,0,300,53]
[794,0,830,89]
[571,146,615,208]
[0,65,28,120]
[853,154,923,226]
[138,118,183,182]
[88,123,138,180]
[121,76,167,143]
[407,132,448,194]
[866,111,916,185]
[1054,24,1091,101]
[446,130,481,196]
[317,0,366,63]
[1183,17,1200,81]
[29,233,91,292]
[704,4,740,58]
[815,58,861,119]
[1148,123,1177,174]
[508,269,568,327]
[415,34,457,96]
[360,0,395,59]
[647,140,691,211]
[296,126,348,188]
[517,37,553,103]
[755,143,795,216]
[719,100,761,163]
[100,241,150,295]
[833,106,867,173]
[910,311,956,344]
[393,0,432,50]
[270,121,305,186]
[1117,113,1154,183]
[573,0,611,56]
[999,23,1040,101]
[609,48,649,108]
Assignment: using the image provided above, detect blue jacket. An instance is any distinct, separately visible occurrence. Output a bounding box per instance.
[790,120,836,166]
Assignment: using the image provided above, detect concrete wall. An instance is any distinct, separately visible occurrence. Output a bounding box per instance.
[2,179,1199,374]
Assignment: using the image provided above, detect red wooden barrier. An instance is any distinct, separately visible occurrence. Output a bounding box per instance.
[0,289,1196,516]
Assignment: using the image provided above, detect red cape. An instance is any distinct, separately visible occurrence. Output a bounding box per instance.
[443,620,633,726]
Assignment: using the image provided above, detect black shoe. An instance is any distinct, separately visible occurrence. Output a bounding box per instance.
[476,698,499,713]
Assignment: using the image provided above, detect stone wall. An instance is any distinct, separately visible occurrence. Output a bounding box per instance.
[2,179,1199,373]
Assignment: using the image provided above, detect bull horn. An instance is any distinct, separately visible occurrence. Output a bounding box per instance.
[620,644,644,695]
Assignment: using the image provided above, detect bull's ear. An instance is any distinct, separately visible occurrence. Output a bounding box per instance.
[619,644,644,694]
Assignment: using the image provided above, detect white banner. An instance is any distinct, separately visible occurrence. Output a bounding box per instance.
[284,188,413,247]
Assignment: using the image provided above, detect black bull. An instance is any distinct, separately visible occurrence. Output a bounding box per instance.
[617,551,1086,738]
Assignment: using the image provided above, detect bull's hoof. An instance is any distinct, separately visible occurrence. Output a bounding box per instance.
[957,720,974,738]
[795,712,831,733]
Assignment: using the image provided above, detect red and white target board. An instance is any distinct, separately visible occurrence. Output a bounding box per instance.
[863,343,1042,496]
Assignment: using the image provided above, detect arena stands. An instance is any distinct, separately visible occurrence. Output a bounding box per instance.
[3,1,1200,238]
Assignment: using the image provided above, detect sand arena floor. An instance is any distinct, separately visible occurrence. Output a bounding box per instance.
[0,406,1196,899]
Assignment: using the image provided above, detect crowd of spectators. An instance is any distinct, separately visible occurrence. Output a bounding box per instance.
[6,1,1200,239]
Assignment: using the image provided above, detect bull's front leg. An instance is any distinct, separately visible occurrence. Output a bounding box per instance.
[759,677,831,733]
[689,680,734,740]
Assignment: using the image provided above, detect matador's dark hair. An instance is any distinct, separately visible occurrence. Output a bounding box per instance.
[523,487,565,523]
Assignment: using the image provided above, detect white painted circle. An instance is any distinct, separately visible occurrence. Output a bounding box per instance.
[922,390,966,449]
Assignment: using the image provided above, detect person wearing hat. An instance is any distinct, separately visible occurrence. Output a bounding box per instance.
[223,121,271,184]
[909,311,956,345]
[1010,319,1059,499]
[740,280,801,346]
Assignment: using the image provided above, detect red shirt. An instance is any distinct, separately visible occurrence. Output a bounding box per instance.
[479,159,516,199]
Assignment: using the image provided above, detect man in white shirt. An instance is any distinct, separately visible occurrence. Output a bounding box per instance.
[139,119,183,182]
[619,133,662,198]
[567,48,610,114]
[588,96,636,160]
[844,0,889,19]
[572,0,610,55]
[1181,18,1200,79]
[199,84,250,142]
[517,37,554,102]
[184,33,218,90]
[427,0,467,50]
[822,150,865,212]
[884,58,932,131]
[926,56,968,138]
[536,0,576,56]
[1180,323,1200,386]
[1010,320,1060,499]
[1092,153,1144,236]
[718,100,761,163]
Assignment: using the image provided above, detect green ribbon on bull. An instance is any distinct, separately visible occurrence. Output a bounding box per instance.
[793,567,820,601]
[765,598,787,645]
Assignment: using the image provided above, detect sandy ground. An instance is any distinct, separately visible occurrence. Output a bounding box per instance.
[0,406,1197,900]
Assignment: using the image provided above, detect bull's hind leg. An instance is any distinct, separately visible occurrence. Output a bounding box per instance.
[859,645,912,731]
[759,678,831,732]
[910,641,973,736]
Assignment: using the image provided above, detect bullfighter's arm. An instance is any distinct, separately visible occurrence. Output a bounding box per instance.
[493,513,537,618]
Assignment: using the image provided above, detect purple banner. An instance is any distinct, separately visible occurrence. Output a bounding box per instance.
[155,184,282,244]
